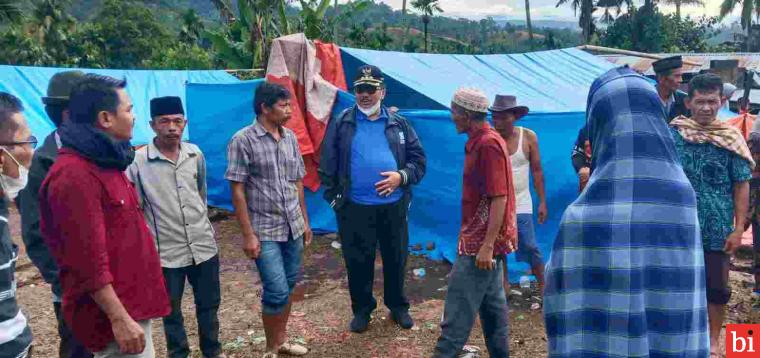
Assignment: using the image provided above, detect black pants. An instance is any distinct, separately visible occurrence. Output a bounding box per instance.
[53,302,92,358]
[162,255,221,358]
[337,200,410,316]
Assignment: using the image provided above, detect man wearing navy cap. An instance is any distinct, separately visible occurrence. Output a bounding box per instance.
[652,55,690,122]
[127,96,222,358]
[319,65,427,333]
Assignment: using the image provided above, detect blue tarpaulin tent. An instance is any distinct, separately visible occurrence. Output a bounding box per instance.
[187,47,615,281]
[0,65,239,144]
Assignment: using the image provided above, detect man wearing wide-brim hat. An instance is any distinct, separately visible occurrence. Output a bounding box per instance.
[490,95,548,295]
[17,70,94,358]
[652,55,690,122]
[319,65,427,333]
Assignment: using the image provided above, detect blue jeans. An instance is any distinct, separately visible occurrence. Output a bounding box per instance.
[433,255,509,358]
[254,235,304,315]
[515,214,543,268]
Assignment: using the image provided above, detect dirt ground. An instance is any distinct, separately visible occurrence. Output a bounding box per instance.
[11,207,760,358]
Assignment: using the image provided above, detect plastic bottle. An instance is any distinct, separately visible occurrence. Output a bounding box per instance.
[519,275,531,289]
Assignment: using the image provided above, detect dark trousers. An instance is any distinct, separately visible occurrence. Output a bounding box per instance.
[53,302,93,358]
[162,255,221,358]
[337,199,410,316]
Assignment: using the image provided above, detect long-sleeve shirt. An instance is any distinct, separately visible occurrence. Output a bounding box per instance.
[126,141,217,268]
[39,148,169,352]
[0,198,33,358]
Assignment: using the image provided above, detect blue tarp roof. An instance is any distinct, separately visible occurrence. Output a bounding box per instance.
[0,65,239,144]
[341,47,615,112]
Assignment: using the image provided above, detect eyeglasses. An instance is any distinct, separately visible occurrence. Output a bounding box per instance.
[0,135,37,149]
[354,84,378,95]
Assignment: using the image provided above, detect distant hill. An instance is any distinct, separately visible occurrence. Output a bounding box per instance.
[488,17,580,31]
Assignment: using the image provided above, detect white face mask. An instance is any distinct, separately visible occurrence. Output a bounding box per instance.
[358,100,382,117]
[0,148,29,201]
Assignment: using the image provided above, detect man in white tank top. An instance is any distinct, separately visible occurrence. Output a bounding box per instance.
[490,95,548,294]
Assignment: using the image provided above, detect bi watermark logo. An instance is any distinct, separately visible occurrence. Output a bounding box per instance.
[726,324,758,357]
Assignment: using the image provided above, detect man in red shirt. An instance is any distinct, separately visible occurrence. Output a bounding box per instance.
[433,87,517,358]
[40,74,170,357]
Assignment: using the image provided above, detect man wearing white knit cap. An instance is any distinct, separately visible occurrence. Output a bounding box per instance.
[433,87,517,358]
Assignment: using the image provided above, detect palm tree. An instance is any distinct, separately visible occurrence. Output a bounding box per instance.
[179,9,204,45]
[0,0,21,24]
[556,0,595,44]
[411,0,443,52]
[525,0,534,47]
[720,0,759,51]
[663,0,705,19]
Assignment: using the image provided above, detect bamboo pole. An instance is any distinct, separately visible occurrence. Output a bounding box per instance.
[577,45,702,66]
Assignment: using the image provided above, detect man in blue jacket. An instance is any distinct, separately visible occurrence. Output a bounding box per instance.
[319,65,426,333]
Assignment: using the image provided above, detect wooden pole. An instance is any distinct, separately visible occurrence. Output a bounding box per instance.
[577,45,702,67]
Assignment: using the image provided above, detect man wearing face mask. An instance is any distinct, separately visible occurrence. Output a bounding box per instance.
[17,70,93,358]
[39,74,170,358]
[670,73,753,357]
[319,65,426,333]
[0,92,34,358]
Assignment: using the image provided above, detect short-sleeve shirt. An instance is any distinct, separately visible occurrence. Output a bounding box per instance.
[458,125,517,256]
[225,121,306,242]
[671,128,752,251]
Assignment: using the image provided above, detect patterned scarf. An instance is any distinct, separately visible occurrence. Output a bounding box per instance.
[670,115,755,169]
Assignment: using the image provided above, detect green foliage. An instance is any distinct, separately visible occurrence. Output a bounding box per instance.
[0,0,22,24]
[145,43,214,69]
[601,4,720,53]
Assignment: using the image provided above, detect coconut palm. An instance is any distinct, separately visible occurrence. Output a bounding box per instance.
[525,0,534,47]
[662,0,705,19]
[411,0,443,52]
[719,0,760,51]
[0,0,21,24]
[556,0,595,44]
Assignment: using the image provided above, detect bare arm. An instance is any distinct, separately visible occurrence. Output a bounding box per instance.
[296,180,312,245]
[527,131,547,223]
[230,181,260,258]
[725,181,749,255]
[91,285,145,354]
[476,195,507,270]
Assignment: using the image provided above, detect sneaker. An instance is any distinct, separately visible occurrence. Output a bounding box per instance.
[349,314,371,333]
[390,310,414,329]
[262,352,278,358]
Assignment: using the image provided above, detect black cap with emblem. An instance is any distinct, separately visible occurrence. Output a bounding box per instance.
[353,65,384,88]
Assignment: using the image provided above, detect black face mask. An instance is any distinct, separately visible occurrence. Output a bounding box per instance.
[58,122,135,171]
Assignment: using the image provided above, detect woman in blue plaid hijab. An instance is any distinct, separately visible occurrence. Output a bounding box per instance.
[543,67,709,357]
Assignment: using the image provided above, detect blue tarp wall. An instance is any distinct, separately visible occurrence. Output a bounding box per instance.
[187,46,611,281]
[0,65,239,144]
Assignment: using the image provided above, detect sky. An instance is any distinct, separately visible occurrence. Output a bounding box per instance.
[339,0,740,23]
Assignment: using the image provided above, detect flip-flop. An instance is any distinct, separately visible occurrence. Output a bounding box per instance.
[279,342,308,356]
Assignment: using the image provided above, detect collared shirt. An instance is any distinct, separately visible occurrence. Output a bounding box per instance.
[663,93,675,115]
[40,149,170,352]
[126,141,218,268]
[458,124,517,256]
[225,121,306,242]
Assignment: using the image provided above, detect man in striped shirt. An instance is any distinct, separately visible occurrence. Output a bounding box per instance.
[0,92,35,358]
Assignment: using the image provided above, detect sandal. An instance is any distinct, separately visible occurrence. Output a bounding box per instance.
[279,342,309,356]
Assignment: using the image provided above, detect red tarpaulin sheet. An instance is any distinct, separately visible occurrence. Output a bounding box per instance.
[265,33,347,191]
